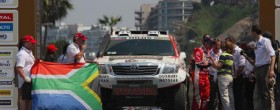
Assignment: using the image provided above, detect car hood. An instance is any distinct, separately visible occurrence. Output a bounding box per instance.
[97,56,179,64]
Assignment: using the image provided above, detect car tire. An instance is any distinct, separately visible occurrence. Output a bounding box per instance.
[174,83,187,110]
[100,88,114,110]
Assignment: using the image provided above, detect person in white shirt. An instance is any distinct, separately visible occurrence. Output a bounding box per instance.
[16,35,37,110]
[252,24,276,110]
[66,33,88,63]
[208,39,222,110]
[66,32,98,64]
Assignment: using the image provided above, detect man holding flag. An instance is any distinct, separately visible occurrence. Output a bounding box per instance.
[16,35,37,110]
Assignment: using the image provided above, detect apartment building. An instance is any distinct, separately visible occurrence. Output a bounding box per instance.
[135,0,193,33]
[157,0,193,33]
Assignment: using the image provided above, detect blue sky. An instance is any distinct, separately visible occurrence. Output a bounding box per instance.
[62,0,159,28]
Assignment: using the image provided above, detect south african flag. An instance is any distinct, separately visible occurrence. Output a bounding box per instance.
[31,61,102,110]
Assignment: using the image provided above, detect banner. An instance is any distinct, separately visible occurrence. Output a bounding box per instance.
[31,61,102,110]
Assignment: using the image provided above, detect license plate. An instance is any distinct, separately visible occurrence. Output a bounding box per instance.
[112,85,157,96]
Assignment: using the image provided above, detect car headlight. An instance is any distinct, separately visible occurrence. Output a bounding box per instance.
[98,65,107,74]
[162,64,180,74]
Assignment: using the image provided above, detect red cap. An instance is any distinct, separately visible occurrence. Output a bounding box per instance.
[47,44,58,53]
[74,32,88,40]
[22,35,37,44]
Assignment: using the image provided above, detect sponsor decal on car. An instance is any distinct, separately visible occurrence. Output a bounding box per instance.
[99,75,109,82]
[126,36,155,39]
[159,75,178,78]
[159,79,178,82]
[159,75,179,82]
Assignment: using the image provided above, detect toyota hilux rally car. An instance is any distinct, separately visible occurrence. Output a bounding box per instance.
[96,31,189,110]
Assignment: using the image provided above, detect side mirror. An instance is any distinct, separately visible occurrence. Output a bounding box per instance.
[179,52,186,61]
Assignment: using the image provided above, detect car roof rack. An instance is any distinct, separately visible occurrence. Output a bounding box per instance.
[112,30,169,37]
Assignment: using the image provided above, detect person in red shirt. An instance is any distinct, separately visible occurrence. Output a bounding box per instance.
[189,34,213,110]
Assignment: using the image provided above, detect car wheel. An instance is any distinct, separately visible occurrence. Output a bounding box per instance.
[174,83,187,110]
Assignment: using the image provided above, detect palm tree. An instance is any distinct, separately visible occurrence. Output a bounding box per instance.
[42,0,73,57]
[98,15,122,34]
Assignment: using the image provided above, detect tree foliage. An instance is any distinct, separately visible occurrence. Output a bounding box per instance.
[42,0,73,25]
[98,15,122,34]
[175,3,258,64]
[41,0,73,58]
[186,4,257,39]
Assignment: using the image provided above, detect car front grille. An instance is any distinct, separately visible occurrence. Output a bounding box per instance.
[117,80,153,85]
[112,65,159,75]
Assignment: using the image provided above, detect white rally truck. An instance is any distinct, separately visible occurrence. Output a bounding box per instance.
[96,31,189,110]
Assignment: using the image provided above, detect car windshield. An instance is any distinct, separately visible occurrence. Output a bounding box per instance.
[104,38,175,56]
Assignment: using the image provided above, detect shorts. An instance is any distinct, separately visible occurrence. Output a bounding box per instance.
[21,82,32,100]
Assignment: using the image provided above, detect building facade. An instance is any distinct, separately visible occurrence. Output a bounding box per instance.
[157,0,193,33]
[143,6,159,30]
[135,0,193,33]
[135,4,155,30]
